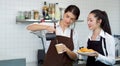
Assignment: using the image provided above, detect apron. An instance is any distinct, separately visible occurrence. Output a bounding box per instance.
[86,37,109,66]
[43,30,74,66]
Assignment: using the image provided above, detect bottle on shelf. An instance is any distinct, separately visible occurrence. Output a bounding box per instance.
[48,3,52,20]
[55,3,60,20]
[51,3,55,20]
[42,1,49,20]
[34,10,39,20]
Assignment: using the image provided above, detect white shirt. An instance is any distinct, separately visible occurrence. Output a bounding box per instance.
[30,21,79,55]
[86,29,116,65]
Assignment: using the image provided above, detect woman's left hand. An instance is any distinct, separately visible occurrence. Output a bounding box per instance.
[87,51,98,57]
[61,44,69,52]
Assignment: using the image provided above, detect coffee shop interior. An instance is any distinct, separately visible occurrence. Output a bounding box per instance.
[0,0,120,66]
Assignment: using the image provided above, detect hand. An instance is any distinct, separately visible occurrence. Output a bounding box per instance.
[55,44,67,54]
[27,23,40,31]
[87,51,98,57]
[46,26,56,32]
[61,44,69,52]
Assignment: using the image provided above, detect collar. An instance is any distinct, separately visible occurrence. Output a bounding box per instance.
[56,21,60,27]
[88,29,106,39]
[99,29,105,38]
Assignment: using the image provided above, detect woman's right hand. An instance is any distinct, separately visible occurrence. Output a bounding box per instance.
[26,23,40,31]
[46,26,56,32]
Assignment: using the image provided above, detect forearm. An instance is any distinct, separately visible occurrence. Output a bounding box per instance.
[27,24,49,31]
[66,48,77,60]
[96,54,115,65]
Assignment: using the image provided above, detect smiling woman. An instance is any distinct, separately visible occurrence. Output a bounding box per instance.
[84,9,116,66]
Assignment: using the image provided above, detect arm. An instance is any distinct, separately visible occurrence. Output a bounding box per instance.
[96,35,115,65]
[64,31,79,60]
[64,46,78,60]
[26,23,55,32]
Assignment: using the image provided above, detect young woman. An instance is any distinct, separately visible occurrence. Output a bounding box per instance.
[27,5,80,66]
[84,9,115,66]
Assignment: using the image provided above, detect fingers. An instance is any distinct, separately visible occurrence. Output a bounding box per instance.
[88,53,96,56]
[88,52,98,57]
[47,26,56,32]
[61,44,67,52]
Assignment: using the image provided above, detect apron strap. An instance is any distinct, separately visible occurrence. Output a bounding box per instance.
[53,22,56,34]
[70,29,73,39]
[53,22,59,44]
[103,38,108,56]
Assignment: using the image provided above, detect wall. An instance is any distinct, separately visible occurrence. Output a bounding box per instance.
[0,0,119,63]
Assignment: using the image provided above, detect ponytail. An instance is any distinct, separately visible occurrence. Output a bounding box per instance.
[101,11,112,35]
[90,9,112,35]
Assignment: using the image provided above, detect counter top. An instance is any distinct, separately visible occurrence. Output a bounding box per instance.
[73,57,120,66]
[116,57,120,61]
[115,57,120,64]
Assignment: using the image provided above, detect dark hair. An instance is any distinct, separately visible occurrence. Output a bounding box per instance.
[64,5,80,20]
[90,9,112,35]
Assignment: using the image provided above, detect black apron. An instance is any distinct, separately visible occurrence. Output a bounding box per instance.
[86,37,109,66]
[43,30,74,66]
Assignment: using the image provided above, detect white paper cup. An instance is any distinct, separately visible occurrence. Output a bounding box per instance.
[55,44,64,54]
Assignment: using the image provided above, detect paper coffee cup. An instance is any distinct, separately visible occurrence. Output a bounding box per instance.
[55,44,64,54]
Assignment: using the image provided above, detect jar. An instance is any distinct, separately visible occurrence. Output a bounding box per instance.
[24,11,31,19]
[34,10,39,20]
[17,11,25,20]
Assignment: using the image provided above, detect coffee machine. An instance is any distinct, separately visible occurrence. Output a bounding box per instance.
[114,35,120,58]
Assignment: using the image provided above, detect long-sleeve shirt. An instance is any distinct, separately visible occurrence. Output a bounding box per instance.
[28,21,79,56]
[84,29,115,65]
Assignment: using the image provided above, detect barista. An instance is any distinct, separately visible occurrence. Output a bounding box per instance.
[27,5,80,66]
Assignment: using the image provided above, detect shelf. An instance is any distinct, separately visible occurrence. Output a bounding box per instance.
[16,19,84,24]
[16,19,58,23]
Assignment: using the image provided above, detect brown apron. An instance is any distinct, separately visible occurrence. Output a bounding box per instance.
[43,30,74,66]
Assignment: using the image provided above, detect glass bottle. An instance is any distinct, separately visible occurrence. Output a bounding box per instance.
[51,3,55,20]
[55,3,60,20]
[42,1,49,20]
[48,3,52,20]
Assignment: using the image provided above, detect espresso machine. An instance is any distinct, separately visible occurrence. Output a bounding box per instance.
[114,35,120,58]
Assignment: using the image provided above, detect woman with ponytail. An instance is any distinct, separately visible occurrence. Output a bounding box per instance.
[80,9,115,66]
